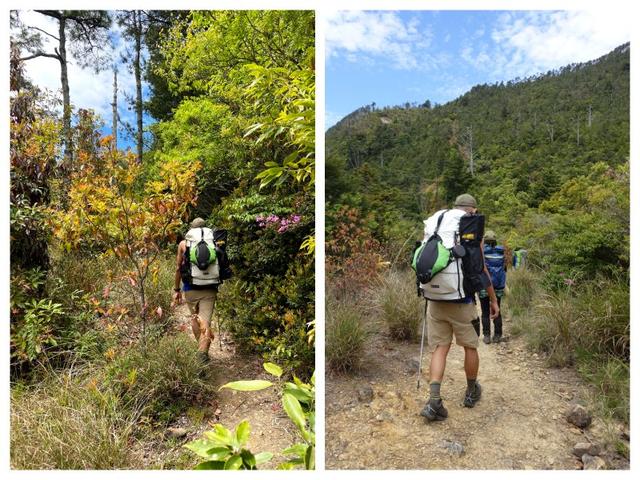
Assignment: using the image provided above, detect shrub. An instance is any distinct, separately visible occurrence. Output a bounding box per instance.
[217,256,314,377]
[103,332,212,422]
[10,367,137,469]
[372,269,422,341]
[326,299,368,373]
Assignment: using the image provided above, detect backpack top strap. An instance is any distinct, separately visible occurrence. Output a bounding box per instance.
[434,209,449,235]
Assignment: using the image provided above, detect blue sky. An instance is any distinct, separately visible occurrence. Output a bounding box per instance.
[326,10,631,129]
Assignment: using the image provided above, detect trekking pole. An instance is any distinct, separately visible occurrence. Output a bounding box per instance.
[217,315,222,350]
[417,296,428,390]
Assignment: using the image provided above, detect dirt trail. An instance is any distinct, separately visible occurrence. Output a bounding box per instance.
[136,304,296,469]
[326,309,626,470]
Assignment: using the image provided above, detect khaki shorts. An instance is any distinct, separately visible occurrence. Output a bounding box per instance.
[184,289,217,324]
[427,301,479,351]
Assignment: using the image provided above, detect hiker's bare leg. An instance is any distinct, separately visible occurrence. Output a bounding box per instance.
[464,346,479,379]
[429,343,451,382]
[191,314,201,340]
[196,293,216,353]
[198,317,212,352]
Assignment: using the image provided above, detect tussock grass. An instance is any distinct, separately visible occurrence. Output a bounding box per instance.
[326,299,368,373]
[371,269,423,341]
[104,332,212,422]
[10,366,137,469]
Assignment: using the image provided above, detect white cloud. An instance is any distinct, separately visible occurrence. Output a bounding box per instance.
[485,10,631,79]
[326,11,435,70]
[13,10,140,128]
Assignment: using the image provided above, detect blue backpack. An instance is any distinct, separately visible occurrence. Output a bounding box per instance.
[484,245,506,290]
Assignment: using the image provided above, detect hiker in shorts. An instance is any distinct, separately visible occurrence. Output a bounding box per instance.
[418,194,499,422]
[174,217,220,364]
[479,230,507,344]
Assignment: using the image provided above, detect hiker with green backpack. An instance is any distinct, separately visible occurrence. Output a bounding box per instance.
[412,194,499,422]
[174,217,232,364]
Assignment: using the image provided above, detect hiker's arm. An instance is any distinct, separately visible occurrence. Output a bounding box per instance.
[174,241,185,304]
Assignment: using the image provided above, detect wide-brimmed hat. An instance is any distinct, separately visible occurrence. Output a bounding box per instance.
[454,193,477,208]
[485,230,497,242]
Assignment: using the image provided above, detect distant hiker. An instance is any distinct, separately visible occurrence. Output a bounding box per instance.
[174,217,231,364]
[513,247,528,269]
[479,230,507,344]
[413,193,499,422]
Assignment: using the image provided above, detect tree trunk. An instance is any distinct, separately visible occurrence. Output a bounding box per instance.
[112,68,118,149]
[58,15,73,167]
[134,11,143,164]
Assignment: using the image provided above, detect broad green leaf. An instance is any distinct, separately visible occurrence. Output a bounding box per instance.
[184,439,217,458]
[219,380,273,391]
[283,384,313,403]
[263,362,283,378]
[276,462,296,470]
[194,460,226,470]
[203,424,235,445]
[224,454,243,470]
[235,420,251,445]
[205,447,231,461]
[254,452,274,465]
[282,443,307,458]
[282,392,306,430]
[240,449,256,469]
[305,445,315,470]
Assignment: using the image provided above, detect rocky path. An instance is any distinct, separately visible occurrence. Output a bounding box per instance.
[136,304,297,469]
[325,311,629,470]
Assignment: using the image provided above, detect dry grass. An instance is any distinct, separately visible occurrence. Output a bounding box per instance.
[370,269,423,341]
[10,366,137,469]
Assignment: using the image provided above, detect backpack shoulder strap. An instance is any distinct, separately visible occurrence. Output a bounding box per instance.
[434,209,449,235]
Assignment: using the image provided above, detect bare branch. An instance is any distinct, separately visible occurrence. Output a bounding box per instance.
[26,25,60,42]
[20,51,61,62]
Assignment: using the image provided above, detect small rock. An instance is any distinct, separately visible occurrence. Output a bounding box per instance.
[406,358,421,374]
[166,427,188,439]
[582,454,607,470]
[573,442,600,457]
[440,440,464,456]
[566,404,592,429]
[375,412,393,422]
[552,414,560,420]
[357,385,374,403]
[512,366,521,371]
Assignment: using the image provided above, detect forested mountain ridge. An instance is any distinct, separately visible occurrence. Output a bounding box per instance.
[326,42,630,258]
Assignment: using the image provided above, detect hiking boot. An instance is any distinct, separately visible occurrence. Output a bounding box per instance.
[492,334,502,343]
[463,381,482,408]
[420,398,448,422]
[483,334,491,344]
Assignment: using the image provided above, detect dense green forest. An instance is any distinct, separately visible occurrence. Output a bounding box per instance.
[10,10,314,469]
[326,44,629,426]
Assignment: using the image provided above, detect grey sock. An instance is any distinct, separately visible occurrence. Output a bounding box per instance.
[466,378,477,392]
[429,382,441,401]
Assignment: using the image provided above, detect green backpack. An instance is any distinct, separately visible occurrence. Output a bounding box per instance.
[412,210,452,284]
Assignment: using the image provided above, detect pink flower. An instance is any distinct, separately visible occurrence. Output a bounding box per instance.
[564,278,575,286]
